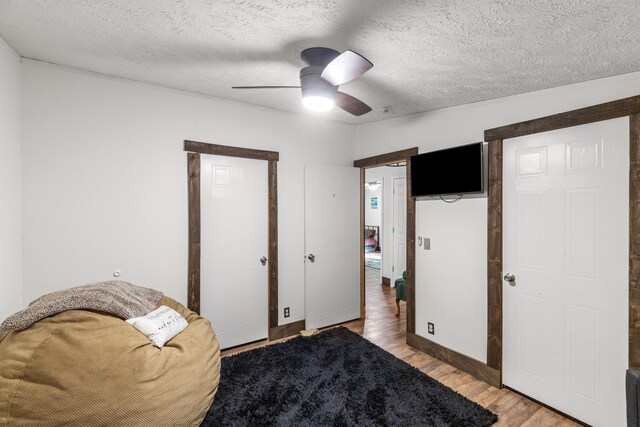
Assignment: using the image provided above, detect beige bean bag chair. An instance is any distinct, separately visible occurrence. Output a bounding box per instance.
[0,296,220,426]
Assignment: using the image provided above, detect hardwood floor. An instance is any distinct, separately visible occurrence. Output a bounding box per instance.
[221,267,580,426]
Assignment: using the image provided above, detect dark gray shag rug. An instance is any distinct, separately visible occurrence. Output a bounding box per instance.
[201,327,497,426]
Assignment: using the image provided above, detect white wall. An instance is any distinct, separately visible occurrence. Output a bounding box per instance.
[416,198,487,360]
[21,60,355,326]
[0,38,22,322]
[355,71,640,362]
[365,166,406,279]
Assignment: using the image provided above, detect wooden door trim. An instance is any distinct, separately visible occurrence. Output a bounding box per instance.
[184,140,279,162]
[484,96,640,379]
[187,153,201,315]
[267,160,279,334]
[485,94,640,141]
[354,147,418,334]
[185,141,287,342]
[354,148,419,168]
[630,113,640,369]
[269,319,306,341]
[359,169,366,319]
[486,139,503,371]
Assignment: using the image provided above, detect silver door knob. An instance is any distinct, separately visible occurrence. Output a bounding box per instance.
[503,273,516,285]
[308,254,315,263]
[260,256,267,266]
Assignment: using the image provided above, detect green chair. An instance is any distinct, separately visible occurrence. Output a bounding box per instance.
[394,271,407,317]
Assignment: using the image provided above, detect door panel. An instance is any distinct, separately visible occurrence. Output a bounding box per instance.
[393,177,407,283]
[503,117,628,427]
[304,164,360,329]
[200,155,268,349]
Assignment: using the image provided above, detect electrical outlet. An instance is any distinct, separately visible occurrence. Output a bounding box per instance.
[428,322,435,335]
[284,307,290,318]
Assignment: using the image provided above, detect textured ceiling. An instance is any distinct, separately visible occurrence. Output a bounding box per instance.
[1,0,639,124]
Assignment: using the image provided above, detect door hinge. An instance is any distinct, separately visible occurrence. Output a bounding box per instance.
[392,227,395,233]
[392,266,395,272]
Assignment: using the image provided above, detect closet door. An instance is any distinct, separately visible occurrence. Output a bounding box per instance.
[200,154,268,349]
[503,118,628,426]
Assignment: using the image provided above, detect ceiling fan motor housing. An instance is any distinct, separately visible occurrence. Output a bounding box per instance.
[300,47,340,67]
[300,66,338,101]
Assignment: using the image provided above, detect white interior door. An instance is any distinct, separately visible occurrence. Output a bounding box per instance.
[393,177,407,284]
[200,155,268,349]
[304,164,360,329]
[503,117,629,426]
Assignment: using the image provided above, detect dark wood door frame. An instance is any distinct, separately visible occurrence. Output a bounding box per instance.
[354,148,418,330]
[483,94,640,384]
[353,96,640,390]
[184,140,304,342]
[357,149,502,387]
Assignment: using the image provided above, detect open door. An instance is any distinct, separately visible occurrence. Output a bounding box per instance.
[392,177,407,283]
[304,164,360,329]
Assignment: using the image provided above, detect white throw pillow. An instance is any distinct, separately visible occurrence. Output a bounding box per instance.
[126,305,189,347]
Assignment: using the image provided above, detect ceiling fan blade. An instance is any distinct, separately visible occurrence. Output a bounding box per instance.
[232,86,301,89]
[335,91,372,116]
[320,50,373,86]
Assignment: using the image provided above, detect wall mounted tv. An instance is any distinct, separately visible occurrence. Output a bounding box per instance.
[410,142,484,198]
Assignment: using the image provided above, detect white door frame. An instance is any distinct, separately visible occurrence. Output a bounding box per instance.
[392,176,407,284]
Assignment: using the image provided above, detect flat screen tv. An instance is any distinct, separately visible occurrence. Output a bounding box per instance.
[410,142,484,197]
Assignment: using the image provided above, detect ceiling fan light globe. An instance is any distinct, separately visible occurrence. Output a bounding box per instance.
[303,96,335,112]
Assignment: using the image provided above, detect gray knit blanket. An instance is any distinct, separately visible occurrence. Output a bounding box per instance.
[1,281,163,330]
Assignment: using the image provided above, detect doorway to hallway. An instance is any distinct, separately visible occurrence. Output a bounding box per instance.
[361,160,409,325]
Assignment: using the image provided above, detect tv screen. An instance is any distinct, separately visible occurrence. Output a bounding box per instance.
[410,142,484,197]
